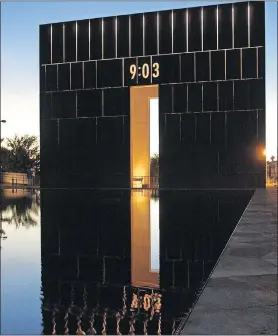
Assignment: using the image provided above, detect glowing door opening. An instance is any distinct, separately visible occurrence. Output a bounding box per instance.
[130,85,159,188]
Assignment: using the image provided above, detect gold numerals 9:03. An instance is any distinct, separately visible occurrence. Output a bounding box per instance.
[130,62,160,79]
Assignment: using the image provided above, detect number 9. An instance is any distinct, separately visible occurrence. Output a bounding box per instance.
[130,64,136,80]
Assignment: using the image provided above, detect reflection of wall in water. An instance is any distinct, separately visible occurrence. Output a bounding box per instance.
[159,190,254,291]
[40,190,131,335]
[40,189,254,334]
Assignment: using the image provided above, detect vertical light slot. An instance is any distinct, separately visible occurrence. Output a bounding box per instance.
[101,18,104,59]
[82,62,85,89]
[101,90,104,116]
[256,47,259,78]
[216,5,219,50]
[57,119,60,146]
[201,83,204,112]
[232,81,235,110]
[171,85,174,113]
[157,12,160,54]
[58,228,61,255]
[75,92,78,118]
[115,17,118,58]
[194,53,196,81]
[95,61,97,88]
[217,82,219,111]
[179,114,182,141]
[76,21,78,62]
[201,7,204,51]
[240,48,242,79]
[89,20,91,60]
[56,64,59,91]
[95,118,98,144]
[143,13,145,56]
[171,10,174,53]
[129,16,131,57]
[69,63,72,90]
[122,58,124,86]
[209,113,212,142]
[247,3,250,48]
[44,66,46,90]
[186,84,189,112]
[179,54,181,82]
[224,50,226,80]
[50,24,53,64]
[186,9,189,52]
[63,24,65,63]
[209,51,211,81]
[232,4,234,49]
[150,197,160,272]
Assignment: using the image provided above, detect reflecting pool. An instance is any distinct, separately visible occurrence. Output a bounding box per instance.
[0,189,41,334]
[0,188,254,334]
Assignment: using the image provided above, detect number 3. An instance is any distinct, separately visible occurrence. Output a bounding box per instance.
[152,62,159,78]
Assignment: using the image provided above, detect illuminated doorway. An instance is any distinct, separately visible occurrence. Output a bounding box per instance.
[130,85,159,188]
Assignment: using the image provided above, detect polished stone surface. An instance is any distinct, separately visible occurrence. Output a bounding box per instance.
[181,187,277,335]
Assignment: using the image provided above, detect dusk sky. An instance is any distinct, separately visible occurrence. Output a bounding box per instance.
[1,1,277,159]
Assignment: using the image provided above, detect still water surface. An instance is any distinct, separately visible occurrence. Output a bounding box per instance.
[0,188,253,334]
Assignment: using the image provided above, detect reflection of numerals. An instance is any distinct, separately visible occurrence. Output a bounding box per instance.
[130,293,138,309]
[152,62,159,78]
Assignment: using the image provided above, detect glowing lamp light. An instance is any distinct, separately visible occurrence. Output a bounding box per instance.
[256,146,266,160]
[263,149,266,156]
[133,166,145,188]
[133,177,143,188]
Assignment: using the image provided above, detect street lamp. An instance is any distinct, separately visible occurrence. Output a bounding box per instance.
[1,119,6,141]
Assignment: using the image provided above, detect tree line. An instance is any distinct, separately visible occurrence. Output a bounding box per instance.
[0,135,40,174]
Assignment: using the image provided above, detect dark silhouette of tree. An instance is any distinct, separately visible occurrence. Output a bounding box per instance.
[0,146,10,172]
[150,154,159,178]
[4,135,40,173]
[270,155,275,162]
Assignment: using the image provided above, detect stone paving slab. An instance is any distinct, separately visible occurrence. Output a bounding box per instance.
[182,305,277,335]
[181,187,277,335]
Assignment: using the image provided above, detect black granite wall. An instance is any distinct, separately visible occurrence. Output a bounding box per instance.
[40,1,265,189]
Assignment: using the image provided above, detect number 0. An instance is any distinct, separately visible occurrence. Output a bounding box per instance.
[142,64,150,79]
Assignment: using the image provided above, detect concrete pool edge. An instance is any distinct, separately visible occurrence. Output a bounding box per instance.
[180,187,278,335]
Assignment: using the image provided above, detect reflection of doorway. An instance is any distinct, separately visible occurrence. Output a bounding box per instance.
[150,196,159,272]
[131,190,159,288]
[130,85,159,188]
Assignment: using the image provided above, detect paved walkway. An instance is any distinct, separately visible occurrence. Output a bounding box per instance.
[181,187,277,335]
